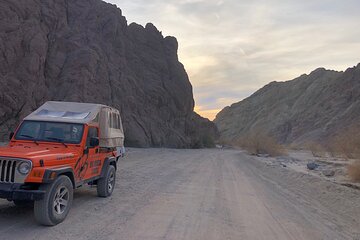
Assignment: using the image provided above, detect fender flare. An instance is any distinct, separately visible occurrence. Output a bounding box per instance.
[100,157,117,178]
[42,167,76,188]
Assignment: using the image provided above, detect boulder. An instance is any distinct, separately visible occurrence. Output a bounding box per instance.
[307,162,319,170]
[322,169,335,177]
[256,153,270,158]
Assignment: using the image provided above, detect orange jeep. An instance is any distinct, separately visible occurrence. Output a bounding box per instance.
[0,101,125,226]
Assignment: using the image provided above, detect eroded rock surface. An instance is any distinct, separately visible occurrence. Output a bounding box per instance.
[0,0,217,147]
[215,64,360,145]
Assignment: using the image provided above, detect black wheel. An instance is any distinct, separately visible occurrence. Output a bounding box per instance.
[97,165,116,197]
[34,175,73,226]
[13,200,34,208]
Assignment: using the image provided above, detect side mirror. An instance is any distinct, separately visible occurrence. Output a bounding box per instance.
[9,132,14,140]
[90,137,99,147]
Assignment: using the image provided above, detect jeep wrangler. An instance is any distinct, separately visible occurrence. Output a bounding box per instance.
[0,101,125,226]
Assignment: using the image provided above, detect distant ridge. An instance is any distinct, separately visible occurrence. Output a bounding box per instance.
[214,63,360,145]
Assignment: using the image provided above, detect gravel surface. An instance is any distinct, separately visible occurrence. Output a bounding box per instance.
[0,148,359,240]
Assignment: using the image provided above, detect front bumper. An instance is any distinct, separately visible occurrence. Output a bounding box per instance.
[0,183,45,201]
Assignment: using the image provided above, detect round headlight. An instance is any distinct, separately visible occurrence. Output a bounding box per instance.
[18,161,31,175]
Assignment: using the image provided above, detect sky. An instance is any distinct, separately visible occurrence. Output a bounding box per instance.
[106,0,360,120]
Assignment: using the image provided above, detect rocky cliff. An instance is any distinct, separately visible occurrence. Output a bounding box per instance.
[214,64,360,145]
[0,0,217,147]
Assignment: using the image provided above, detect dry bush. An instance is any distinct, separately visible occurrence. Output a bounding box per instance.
[348,161,360,182]
[218,139,233,146]
[327,125,360,182]
[191,134,215,148]
[201,134,215,148]
[304,142,327,158]
[328,125,360,159]
[323,140,346,158]
[236,131,287,157]
[287,143,304,151]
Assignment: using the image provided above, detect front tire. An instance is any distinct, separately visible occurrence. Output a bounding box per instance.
[34,175,73,226]
[97,165,116,197]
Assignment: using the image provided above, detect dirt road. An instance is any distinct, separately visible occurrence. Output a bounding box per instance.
[0,148,359,240]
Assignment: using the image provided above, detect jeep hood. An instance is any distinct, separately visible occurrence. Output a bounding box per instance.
[0,143,81,166]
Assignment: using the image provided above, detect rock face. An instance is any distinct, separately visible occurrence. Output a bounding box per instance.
[215,64,360,145]
[0,0,217,147]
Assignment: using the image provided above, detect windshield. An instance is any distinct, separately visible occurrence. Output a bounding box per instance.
[15,121,84,144]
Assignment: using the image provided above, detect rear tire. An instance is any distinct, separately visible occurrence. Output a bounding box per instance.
[34,175,73,226]
[97,165,116,197]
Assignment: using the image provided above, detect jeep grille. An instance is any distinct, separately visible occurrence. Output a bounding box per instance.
[0,158,32,183]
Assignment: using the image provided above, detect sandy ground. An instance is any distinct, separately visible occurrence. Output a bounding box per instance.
[0,148,359,240]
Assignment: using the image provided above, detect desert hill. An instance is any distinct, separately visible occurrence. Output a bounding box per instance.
[215,64,360,145]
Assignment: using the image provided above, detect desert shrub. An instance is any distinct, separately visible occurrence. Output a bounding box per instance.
[348,161,360,182]
[236,131,287,157]
[191,134,215,148]
[326,125,360,182]
[201,134,215,148]
[304,142,327,158]
[328,125,360,159]
[287,143,304,151]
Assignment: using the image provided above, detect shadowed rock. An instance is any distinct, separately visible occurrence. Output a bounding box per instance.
[0,0,218,147]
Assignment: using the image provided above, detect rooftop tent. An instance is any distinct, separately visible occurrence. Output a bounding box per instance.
[98,107,124,148]
[25,101,103,124]
[24,101,124,148]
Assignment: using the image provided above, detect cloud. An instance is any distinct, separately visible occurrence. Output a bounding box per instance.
[106,0,360,120]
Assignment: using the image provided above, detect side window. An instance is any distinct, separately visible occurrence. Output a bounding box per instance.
[111,113,114,128]
[86,127,98,147]
[93,113,99,123]
[108,112,112,128]
[116,114,120,129]
[114,114,117,129]
[111,113,120,129]
[119,116,123,131]
[108,112,120,129]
